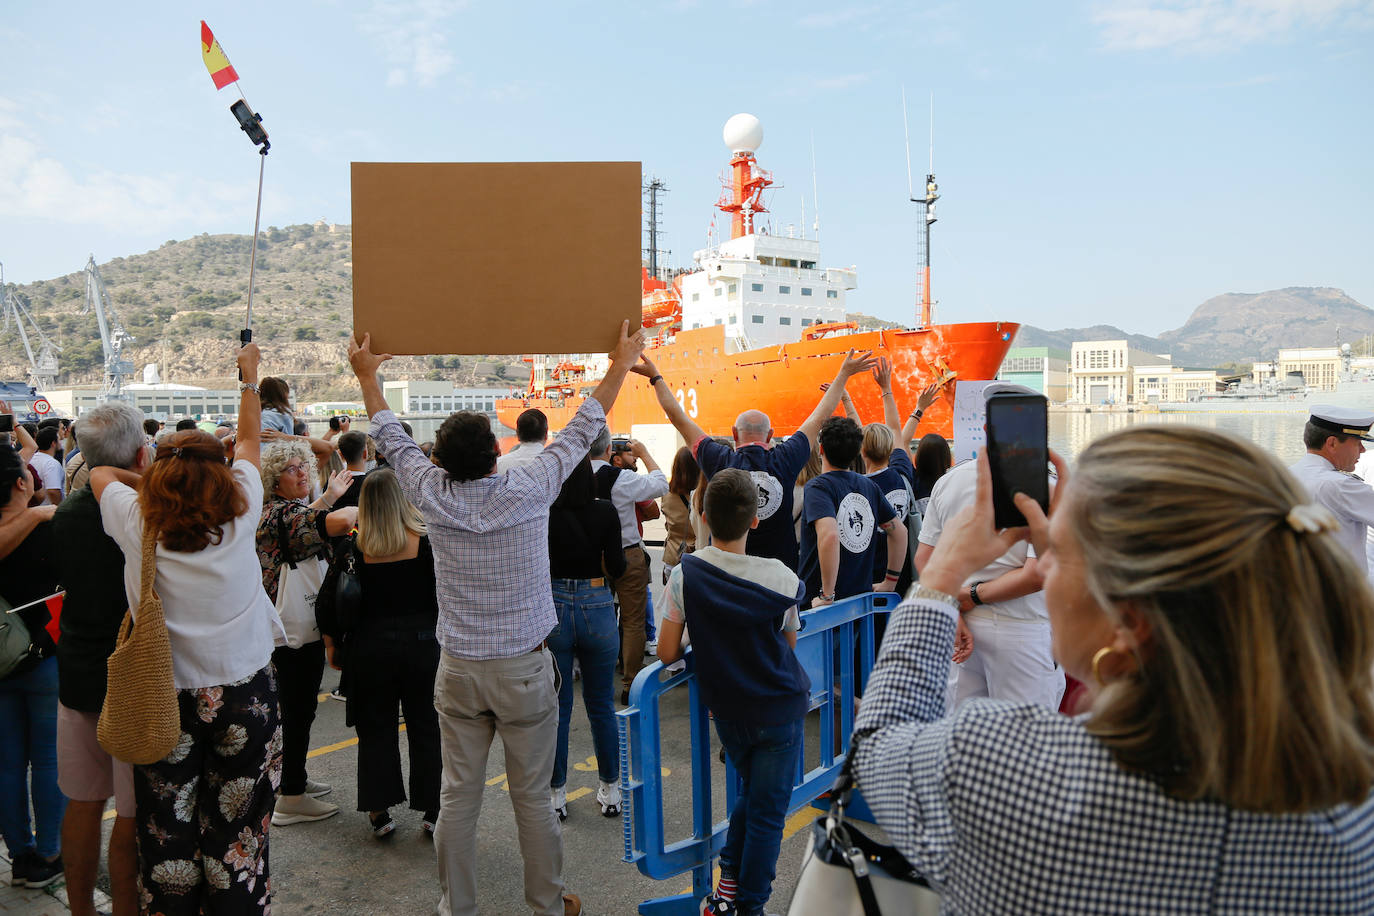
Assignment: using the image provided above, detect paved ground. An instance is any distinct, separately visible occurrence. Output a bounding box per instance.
[8,546,870,915]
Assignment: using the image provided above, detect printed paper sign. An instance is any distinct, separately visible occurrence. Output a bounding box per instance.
[952,380,995,463]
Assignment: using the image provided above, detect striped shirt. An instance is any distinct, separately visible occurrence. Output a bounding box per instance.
[853,595,1374,913]
[370,399,605,660]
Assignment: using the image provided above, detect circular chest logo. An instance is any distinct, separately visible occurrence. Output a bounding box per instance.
[885,488,910,522]
[750,471,784,520]
[837,492,875,553]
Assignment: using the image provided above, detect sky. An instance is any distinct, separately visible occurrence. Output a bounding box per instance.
[0,0,1370,336]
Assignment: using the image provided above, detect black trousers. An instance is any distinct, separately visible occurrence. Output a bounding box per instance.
[348,633,442,813]
[271,640,325,796]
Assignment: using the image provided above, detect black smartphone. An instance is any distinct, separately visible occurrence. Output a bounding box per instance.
[985,393,1049,529]
[0,415,12,433]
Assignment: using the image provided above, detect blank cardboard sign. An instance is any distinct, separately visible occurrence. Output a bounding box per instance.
[351,161,642,356]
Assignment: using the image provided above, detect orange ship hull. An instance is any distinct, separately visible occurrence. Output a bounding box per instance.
[496,321,1018,440]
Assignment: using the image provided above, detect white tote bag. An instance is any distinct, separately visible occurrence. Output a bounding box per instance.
[274,555,326,648]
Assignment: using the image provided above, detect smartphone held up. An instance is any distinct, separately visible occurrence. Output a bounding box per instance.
[985,392,1050,529]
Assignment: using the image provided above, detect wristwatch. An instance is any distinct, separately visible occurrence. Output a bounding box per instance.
[240,382,260,395]
[970,581,985,606]
[907,583,957,607]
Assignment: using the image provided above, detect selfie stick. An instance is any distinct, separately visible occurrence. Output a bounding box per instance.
[230,99,270,356]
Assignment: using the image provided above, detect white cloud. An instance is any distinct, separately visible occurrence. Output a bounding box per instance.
[358,0,466,88]
[798,6,880,29]
[1092,0,1374,51]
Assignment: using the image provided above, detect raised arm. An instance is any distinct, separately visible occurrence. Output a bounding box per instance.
[900,382,943,447]
[235,343,263,469]
[872,357,906,456]
[2,402,39,464]
[349,332,394,419]
[635,355,708,445]
[796,350,879,442]
[589,321,647,414]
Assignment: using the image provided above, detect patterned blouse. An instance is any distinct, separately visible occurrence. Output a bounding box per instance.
[852,597,1374,913]
[255,496,331,604]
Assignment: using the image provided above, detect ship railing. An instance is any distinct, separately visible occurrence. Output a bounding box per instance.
[615,591,897,915]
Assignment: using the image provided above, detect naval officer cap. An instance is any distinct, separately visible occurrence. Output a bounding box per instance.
[1309,405,1374,442]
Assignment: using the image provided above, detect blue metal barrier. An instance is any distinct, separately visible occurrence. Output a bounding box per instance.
[616,591,900,915]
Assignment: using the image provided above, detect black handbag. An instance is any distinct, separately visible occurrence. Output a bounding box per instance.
[788,743,941,916]
[316,533,362,638]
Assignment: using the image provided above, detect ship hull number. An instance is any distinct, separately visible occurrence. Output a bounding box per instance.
[675,388,699,418]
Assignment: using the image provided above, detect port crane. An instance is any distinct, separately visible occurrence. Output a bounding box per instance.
[0,263,61,394]
[82,255,135,402]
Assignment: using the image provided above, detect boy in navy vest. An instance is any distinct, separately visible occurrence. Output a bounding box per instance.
[657,469,809,916]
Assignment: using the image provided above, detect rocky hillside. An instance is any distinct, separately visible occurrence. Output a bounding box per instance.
[0,222,529,402]
[1015,287,1373,366]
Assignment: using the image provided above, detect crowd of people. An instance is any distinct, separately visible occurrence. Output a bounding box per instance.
[2,320,1373,915]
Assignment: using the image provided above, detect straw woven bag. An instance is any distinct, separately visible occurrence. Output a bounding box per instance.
[98,526,180,765]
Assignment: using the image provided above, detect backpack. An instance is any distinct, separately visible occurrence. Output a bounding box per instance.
[0,596,38,680]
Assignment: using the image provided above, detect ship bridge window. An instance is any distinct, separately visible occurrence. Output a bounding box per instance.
[780,258,799,268]
[751,315,764,324]
[801,319,813,326]
[751,282,763,292]
[714,287,723,297]
[728,314,737,324]
[714,319,722,326]
[759,256,775,266]
[800,261,816,269]
[801,288,812,296]
[779,317,792,326]
[826,290,838,299]
[728,283,737,295]
[692,322,702,329]
[779,285,791,294]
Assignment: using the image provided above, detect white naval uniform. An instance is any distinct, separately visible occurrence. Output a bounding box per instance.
[1288,452,1374,576]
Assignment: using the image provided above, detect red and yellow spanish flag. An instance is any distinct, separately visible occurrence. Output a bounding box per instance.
[200,21,239,90]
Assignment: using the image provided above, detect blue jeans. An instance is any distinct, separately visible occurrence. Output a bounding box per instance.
[714,716,804,915]
[0,656,66,859]
[548,578,620,787]
[645,584,657,642]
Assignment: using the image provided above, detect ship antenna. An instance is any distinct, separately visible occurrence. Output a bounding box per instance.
[906,91,939,328]
[810,130,822,241]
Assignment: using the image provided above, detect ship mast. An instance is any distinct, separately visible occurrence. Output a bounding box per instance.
[643,177,670,281]
[904,91,939,328]
[718,114,773,239]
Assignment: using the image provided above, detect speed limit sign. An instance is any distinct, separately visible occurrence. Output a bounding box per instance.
[33,398,51,415]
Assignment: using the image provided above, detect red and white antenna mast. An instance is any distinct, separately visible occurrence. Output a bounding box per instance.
[717,113,774,239]
[904,90,939,327]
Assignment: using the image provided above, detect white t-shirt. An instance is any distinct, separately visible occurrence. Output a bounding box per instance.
[918,460,1048,622]
[100,461,280,689]
[662,546,802,632]
[31,451,64,498]
[496,442,546,473]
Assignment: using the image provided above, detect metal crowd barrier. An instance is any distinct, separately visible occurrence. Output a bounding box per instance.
[616,591,900,916]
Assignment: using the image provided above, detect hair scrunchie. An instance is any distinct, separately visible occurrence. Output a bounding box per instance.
[1286,504,1340,535]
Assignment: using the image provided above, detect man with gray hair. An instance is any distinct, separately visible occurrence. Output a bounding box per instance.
[634,349,878,569]
[51,402,148,916]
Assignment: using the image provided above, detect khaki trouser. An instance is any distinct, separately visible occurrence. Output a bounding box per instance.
[432,648,565,916]
[615,546,651,694]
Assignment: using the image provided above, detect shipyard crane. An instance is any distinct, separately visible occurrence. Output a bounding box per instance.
[82,255,135,402]
[0,263,61,394]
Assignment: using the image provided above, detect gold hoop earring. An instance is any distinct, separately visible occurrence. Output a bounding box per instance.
[1091,646,1117,688]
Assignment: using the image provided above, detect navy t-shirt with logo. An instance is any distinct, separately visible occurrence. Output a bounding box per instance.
[867,448,915,582]
[695,432,812,570]
[798,470,897,604]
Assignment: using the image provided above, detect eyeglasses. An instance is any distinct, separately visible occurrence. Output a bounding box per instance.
[282,464,308,476]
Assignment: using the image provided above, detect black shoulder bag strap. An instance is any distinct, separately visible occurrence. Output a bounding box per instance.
[827,741,886,916]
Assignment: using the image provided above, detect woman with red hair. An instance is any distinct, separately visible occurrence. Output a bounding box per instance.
[92,344,283,916]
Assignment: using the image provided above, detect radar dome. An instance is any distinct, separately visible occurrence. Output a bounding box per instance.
[723,113,763,153]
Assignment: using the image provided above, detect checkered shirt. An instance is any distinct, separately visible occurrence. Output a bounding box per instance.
[370,399,605,660]
[852,596,1374,913]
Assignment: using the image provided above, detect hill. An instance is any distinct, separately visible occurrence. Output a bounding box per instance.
[0,222,529,402]
[2,224,1365,396]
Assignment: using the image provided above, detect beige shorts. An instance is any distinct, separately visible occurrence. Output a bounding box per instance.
[57,703,135,818]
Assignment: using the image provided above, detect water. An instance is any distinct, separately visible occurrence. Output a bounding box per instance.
[1050,410,1310,466]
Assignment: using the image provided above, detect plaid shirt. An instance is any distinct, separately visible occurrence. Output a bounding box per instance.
[370,399,605,660]
[853,597,1374,913]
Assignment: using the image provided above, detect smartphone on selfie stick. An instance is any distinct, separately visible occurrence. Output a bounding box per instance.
[985,392,1050,529]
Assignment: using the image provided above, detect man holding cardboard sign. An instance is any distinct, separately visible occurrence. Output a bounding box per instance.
[350,321,644,916]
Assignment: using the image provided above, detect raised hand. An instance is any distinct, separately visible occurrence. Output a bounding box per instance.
[1014,449,1068,557]
[837,348,879,380]
[916,382,942,412]
[610,320,647,366]
[871,356,893,392]
[630,355,661,378]
[920,449,1030,596]
[325,469,354,504]
[237,342,262,382]
[349,332,394,380]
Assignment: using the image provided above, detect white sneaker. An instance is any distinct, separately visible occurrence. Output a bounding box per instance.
[644,640,658,656]
[597,780,621,817]
[271,793,339,825]
[303,778,332,798]
[551,786,567,821]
